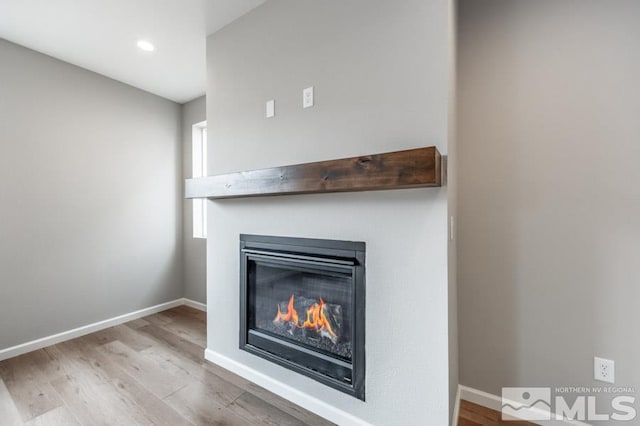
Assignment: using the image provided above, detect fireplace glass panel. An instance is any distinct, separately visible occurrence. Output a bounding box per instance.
[248,259,353,362]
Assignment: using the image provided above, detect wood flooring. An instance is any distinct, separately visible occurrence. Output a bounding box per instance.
[0,305,334,426]
[458,400,535,426]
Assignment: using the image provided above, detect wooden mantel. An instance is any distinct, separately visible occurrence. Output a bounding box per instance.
[184,146,441,200]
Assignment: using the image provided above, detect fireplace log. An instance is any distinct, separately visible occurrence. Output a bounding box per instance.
[185,146,441,199]
[322,304,343,340]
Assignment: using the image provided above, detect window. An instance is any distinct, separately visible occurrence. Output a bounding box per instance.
[192,122,207,238]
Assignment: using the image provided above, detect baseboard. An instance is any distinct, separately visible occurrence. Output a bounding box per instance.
[181,298,207,312]
[204,348,371,426]
[0,298,186,362]
[457,385,591,426]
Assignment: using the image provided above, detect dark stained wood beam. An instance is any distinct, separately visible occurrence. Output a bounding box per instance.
[185,146,441,200]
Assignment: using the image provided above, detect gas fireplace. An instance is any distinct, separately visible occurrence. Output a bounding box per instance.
[240,234,365,400]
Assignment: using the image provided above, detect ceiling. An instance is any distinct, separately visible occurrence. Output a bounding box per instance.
[0,0,266,103]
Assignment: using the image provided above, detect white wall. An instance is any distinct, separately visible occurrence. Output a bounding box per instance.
[205,1,453,424]
[458,0,640,419]
[447,0,459,421]
[181,96,207,304]
[0,39,183,350]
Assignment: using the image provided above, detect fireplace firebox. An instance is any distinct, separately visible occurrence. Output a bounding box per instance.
[240,234,365,400]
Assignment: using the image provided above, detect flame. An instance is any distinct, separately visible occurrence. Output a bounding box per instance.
[274,294,299,325]
[273,295,338,340]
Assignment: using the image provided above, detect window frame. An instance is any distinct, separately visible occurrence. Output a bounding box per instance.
[192,121,207,239]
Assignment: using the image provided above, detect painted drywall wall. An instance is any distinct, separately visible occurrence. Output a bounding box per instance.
[458,0,640,418]
[447,0,459,422]
[181,95,207,304]
[206,1,452,424]
[0,39,183,350]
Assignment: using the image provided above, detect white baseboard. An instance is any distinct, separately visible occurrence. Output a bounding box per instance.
[0,298,193,362]
[181,298,207,312]
[457,385,591,426]
[204,348,371,426]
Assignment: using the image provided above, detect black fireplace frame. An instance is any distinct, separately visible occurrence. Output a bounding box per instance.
[239,234,366,400]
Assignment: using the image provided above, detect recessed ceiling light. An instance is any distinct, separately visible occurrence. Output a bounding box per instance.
[137,40,155,52]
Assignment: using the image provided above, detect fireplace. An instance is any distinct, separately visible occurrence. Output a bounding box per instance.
[239,234,365,400]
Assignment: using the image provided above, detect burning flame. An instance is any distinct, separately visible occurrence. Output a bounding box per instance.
[273,294,338,340]
[274,294,299,325]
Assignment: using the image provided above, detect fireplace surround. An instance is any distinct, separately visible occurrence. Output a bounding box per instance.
[239,234,365,400]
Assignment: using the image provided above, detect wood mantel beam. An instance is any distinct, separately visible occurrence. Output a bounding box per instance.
[185,146,441,200]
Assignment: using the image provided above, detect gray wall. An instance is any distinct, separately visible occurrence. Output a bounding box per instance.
[206,1,452,424]
[181,96,207,304]
[0,39,183,351]
[458,0,640,416]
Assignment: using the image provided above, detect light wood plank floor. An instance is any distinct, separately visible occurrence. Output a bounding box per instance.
[0,305,334,426]
[458,400,535,426]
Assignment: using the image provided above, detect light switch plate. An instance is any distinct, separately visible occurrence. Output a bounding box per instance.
[266,99,275,118]
[303,87,314,108]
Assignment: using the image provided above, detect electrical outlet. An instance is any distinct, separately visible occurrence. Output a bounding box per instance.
[594,357,615,384]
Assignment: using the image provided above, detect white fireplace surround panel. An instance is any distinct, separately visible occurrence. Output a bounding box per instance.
[205,1,452,424]
[206,189,449,425]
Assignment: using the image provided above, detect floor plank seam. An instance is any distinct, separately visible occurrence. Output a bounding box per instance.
[227,390,248,407]
[162,383,189,401]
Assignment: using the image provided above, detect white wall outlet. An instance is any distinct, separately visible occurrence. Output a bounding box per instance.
[303,86,314,108]
[594,357,615,383]
[266,99,275,118]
